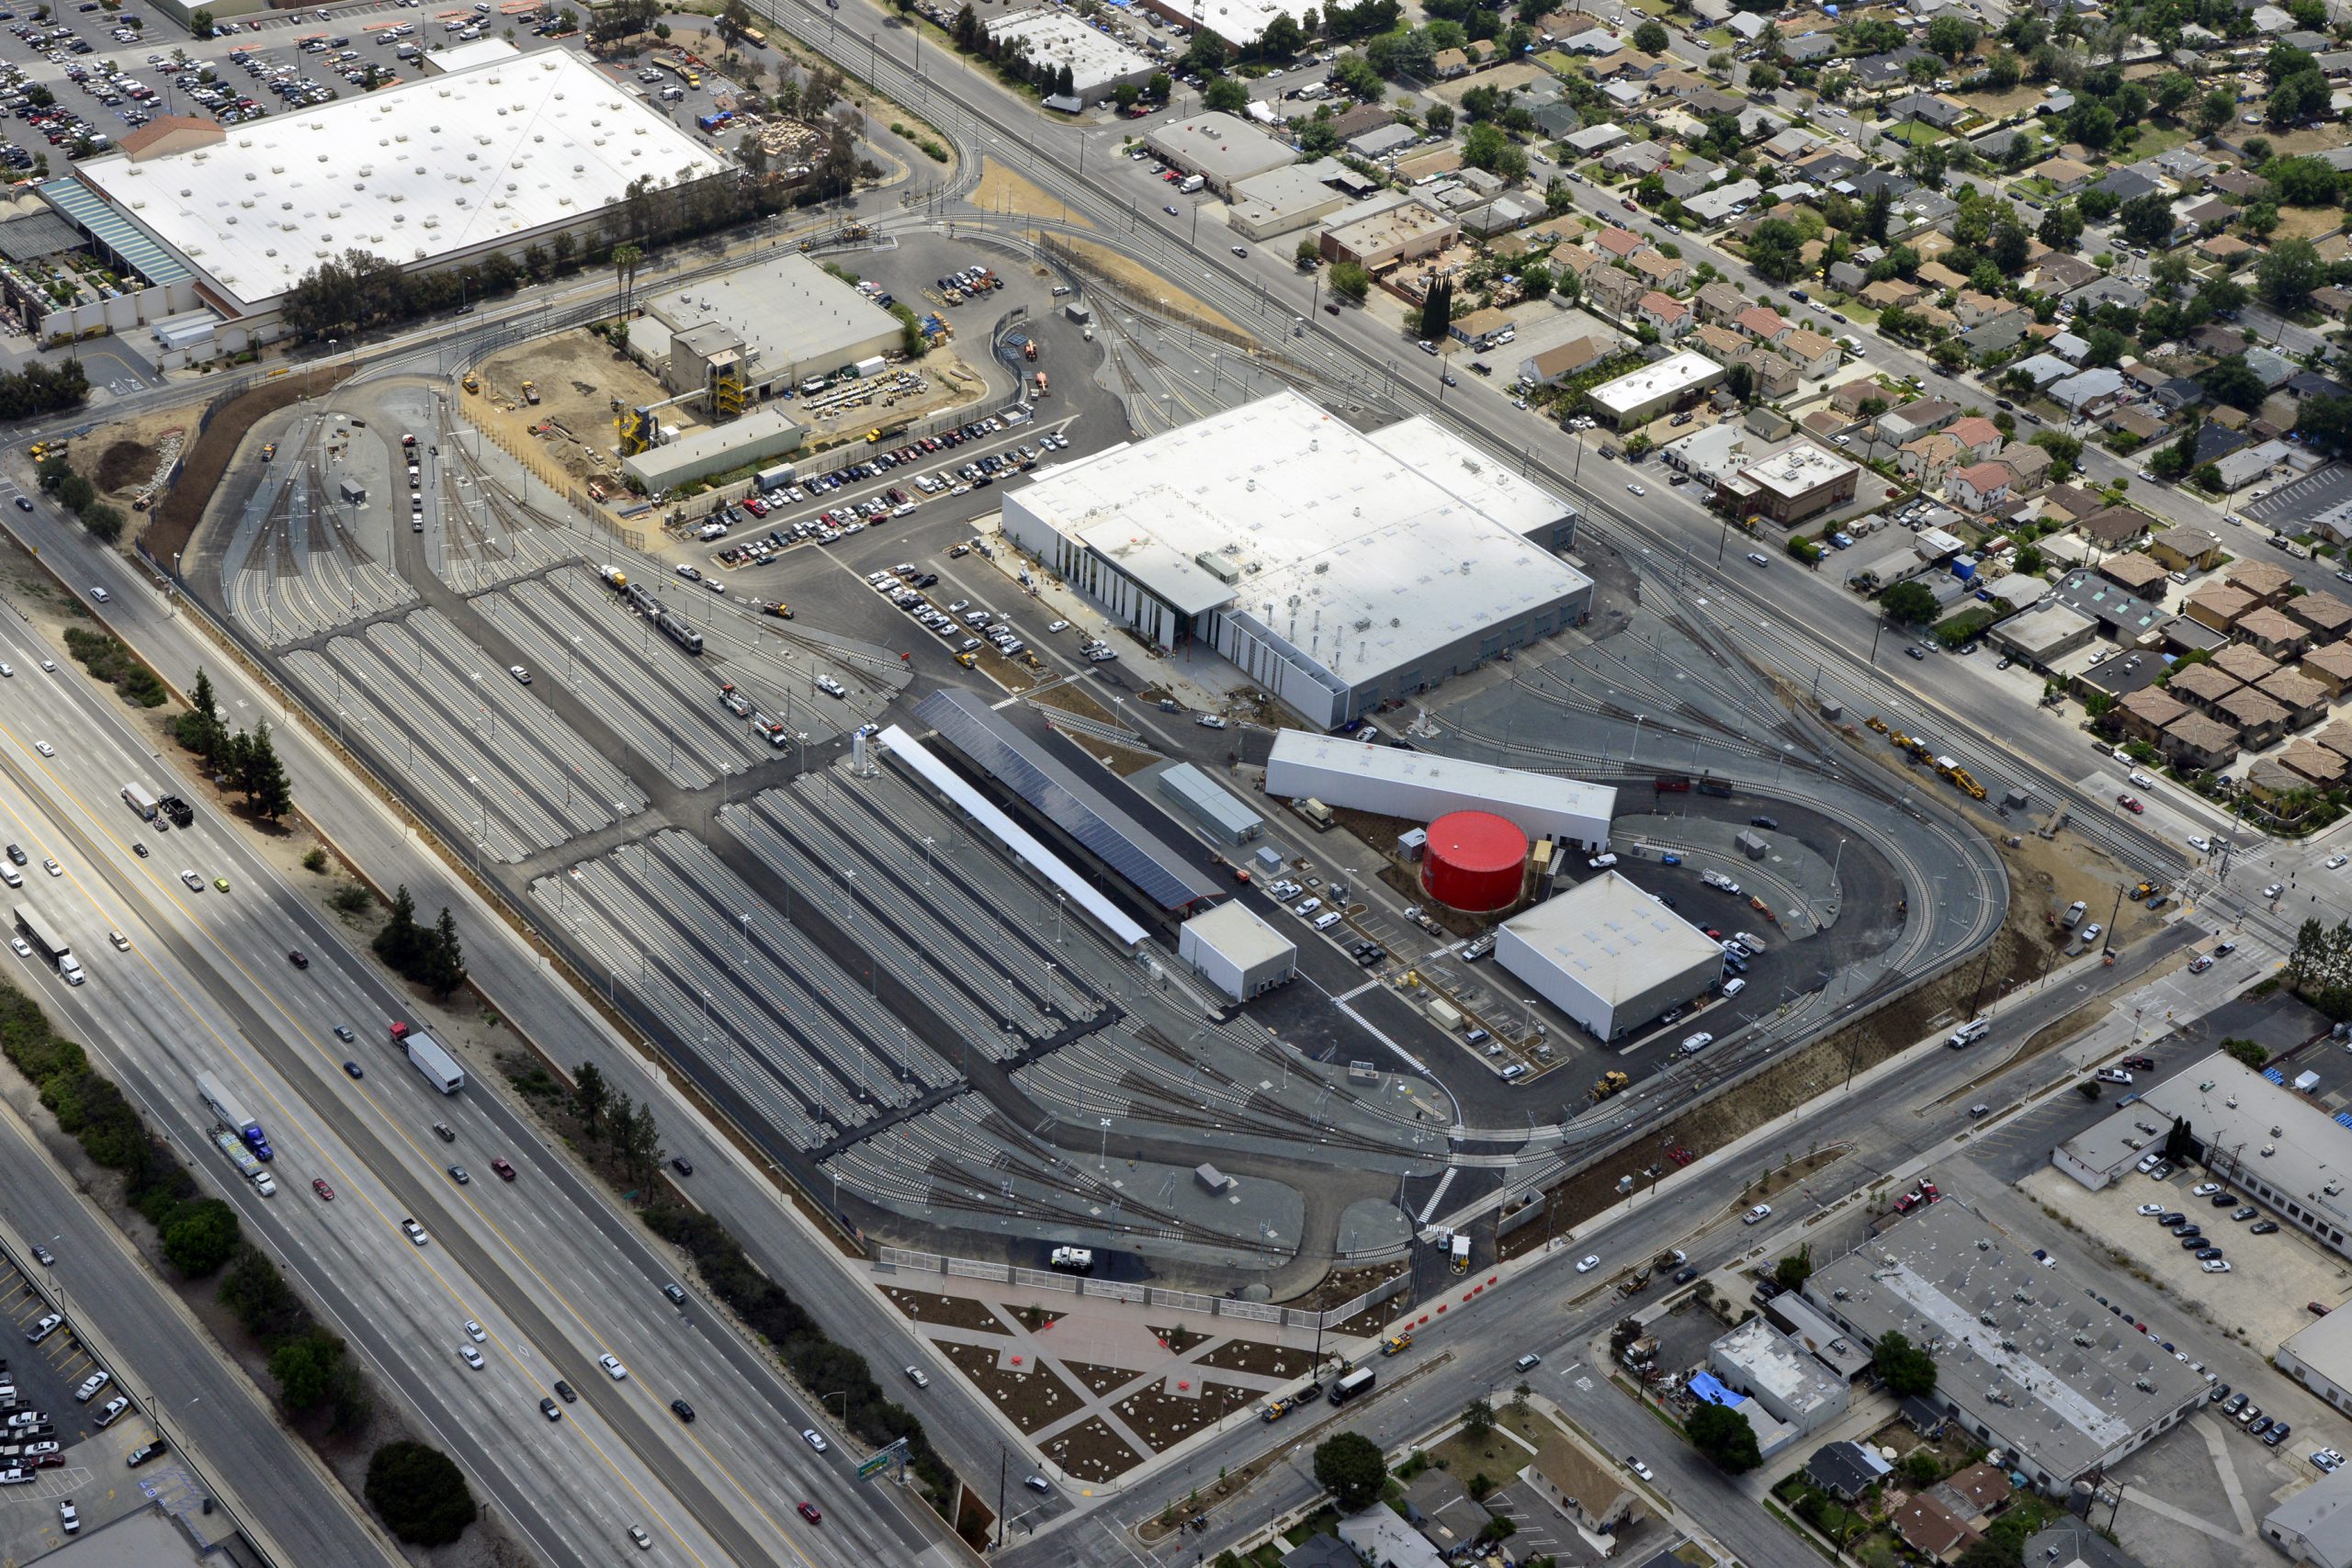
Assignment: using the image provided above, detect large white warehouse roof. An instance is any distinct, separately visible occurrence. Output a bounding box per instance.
[74,47,727,313]
[1264,729,1615,844]
[1500,871,1722,1006]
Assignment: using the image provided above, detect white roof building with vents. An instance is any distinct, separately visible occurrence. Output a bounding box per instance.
[65,46,729,328]
[1494,871,1724,1041]
[1000,391,1593,728]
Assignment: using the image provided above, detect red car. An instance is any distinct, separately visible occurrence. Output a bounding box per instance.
[490,1157,516,1182]
[797,1502,823,1524]
[312,1179,334,1200]
[2117,794,2143,814]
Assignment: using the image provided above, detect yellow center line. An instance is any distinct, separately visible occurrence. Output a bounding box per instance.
[0,744,819,1567]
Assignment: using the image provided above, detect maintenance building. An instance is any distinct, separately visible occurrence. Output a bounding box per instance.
[1802,1196,2209,1495]
[1493,872,1723,1041]
[1586,351,1726,428]
[1709,1318,1851,1436]
[1178,903,1297,1002]
[2265,1468,2352,1568]
[1001,391,1592,728]
[1144,113,1296,197]
[1714,441,1861,527]
[987,10,1162,101]
[1263,731,1614,848]
[633,254,904,406]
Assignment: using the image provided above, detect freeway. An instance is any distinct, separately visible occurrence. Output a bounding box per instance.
[0,547,962,1564]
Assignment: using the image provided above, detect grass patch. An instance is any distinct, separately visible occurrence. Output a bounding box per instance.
[62,626,168,706]
[1883,120,1950,146]
[1699,26,1733,44]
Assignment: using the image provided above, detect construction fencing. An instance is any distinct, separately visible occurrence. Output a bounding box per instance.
[876,1248,1407,1331]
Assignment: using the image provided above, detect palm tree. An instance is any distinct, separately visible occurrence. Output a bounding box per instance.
[611,243,641,321]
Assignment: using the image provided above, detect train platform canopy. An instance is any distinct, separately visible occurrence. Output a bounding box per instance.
[878,724,1148,948]
[910,689,1224,914]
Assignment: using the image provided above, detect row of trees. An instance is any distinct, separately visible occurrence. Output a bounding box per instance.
[174,670,293,820]
[0,359,87,423]
[34,449,124,545]
[569,1062,666,1187]
[220,1243,372,1431]
[2288,918,2352,1019]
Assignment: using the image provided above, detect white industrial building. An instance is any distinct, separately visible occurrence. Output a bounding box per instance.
[988,9,1162,101]
[1142,112,1297,197]
[1709,1319,1850,1435]
[1136,0,1319,49]
[620,406,804,494]
[1494,873,1722,1041]
[1263,731,1614,849]
[58,47,729,338]
[1177,903,1296,1002]
[633,254,904,406]
[2266,1468,2352,1568]
[1587,351,1727,428]
[1000,391,1592,727]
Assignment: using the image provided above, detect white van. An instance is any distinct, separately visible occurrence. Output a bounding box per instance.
[1312,910,1343,931]
[1589,852,1619,869]
[1721,977,1746,998]
[1947,1019,1990,1049]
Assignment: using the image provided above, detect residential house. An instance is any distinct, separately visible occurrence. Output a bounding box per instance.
[1916,260,1972,293]
[1946,416,2002,461]
[2105,407,2168,447]
[2260,668,2330,729]
[1431,46,1473,78]
[2280,737,2347,787]
[2199,232,2255,268]
[1779,329,1842,379]
[1594,226,1649,262]
[2316,718,2352,762]
[1451,306,1514,349]
[1950,462,2014,513]
[2032,253,2100,293]
[2185,581,2259,633]
[1805,1442,1891,1505]
[1877,400,1960,445]
[1736,346,1801,400]
[1694,281,1747,324]
[2291,591,2352,641]
[2041,484,2107,524]
[2168,664,2245,716]
[2303,640,2352,697]
[1830,379,1888,418]
[2146,527,2222,572]
[2209,167,2269,198]
[2096,553,2170,598]
[1931,1464,2015,1532]
[1695,321,1749,363]
[2050,367,2129,414]
[2227,558,2294,607]
[2027,155,2096,193]
[1861,278,1927,312]
[1630,248,1690,292]
[1521,336,1609,386]
[2211,642,2281,686]
[1640,292,1695,339]
[2163,711,2242,771]
[1735,305,1794,344]
[1892,1495,1980,1565]
[2118,686,2190,745]
[1585,265,1645,318]
[1899,434,1965,487]
[2217,685,2293,748]
[1517,1443,1643,1544]
[1996,442,2054,492]
[2238,605,2313,660]
[2077,507,2154,552]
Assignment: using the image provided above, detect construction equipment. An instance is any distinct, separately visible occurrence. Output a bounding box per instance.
[1381,1331,1413,1357]
[261,443,277,461]
[522,380,540,405]
[1864,716,1889,734]
[1590,1069,1631,1103]
[461,371,480,394]
[2132,881,2155,901]
[763,602,795,620]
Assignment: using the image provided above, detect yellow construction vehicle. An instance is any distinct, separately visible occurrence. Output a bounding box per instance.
[1590,1069,1631,1103]
[955,651,978,668]
[521,380,540,405]
[1865,716,1889,734]
[462,371,480,394]
[763,602,795,620]
[1381,1331,1413,1357]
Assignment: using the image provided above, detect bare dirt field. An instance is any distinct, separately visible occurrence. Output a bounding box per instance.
[970,158,1092,228]
[1049,235,1246,338]
[474,331,662,495]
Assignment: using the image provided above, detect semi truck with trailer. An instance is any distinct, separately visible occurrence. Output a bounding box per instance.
[195,1072,274,1159]
[210,1131,277,1195]
[11,904,82,986]
[389,1021,466,1094]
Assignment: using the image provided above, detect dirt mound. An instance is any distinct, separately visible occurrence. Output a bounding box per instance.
[93,439,154,494]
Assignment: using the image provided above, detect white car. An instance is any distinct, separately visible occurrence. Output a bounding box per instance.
[2138,1203,2165,1216]
[1743,1203,1772,1224]
[464,1320,486,1343]
[1196,715,1230,729]
[73,1371,109,1403]
[1627,1457,1655,1482]
[816,676,846,699]
[1626,483,1646,496]
[599,1354,628,1381]
[2193,1182,2221,1197]
[8,938,27,959]
[2329,855,2348,870]
[1046,620,1069,632]
[31,742,51,758]
[802,1428,830,1452]
[179,870,204,891]
[1679,1032,1713,1055]
[57,1499,76,1535]
[458,1346,484,1370]
[401,1217,430,1247]
[2188,835,2211,853]
[1576,1255,1600,1273]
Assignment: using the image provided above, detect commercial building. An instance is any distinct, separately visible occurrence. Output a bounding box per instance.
[2265,1470,2352,1568]
[1177,903,1296,1002]
[1152,762,1263,845]
[1317,197,1459,270]
[1135,0,1320,48]
[619,406,804,494]
[1586,351,1725,428]
[1708,1318,1850,1435]
[1143,113,1295,197]
[1227,160,1356,242]
[1715,442,1860,527]
[987,9,1161,100]
[1264,731,1615,849]
[1001,392,1593,727]
[57,48,728,344]
[1493,872,1723,1041]
[1802,1197,2209,1495]
[634,254,903,407]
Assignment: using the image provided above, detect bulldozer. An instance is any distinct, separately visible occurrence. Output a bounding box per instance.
[1865,716,1889,734]
[1590,1069,1631,1103]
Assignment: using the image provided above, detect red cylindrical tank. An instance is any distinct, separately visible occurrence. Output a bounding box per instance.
[1421,811,1527,913]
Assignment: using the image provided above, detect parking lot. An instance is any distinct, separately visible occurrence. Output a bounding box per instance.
[2021,1160,2352,1354]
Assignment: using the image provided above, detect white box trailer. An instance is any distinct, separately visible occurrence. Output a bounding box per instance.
[390,1021,465,1093]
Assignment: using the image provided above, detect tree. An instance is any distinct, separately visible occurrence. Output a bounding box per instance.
[1880,581,1939,626]
[1423,101,1454,135]
[1295,236,1322,268]
[366,1440,480,1547]
[2258,237,2324,311]
[2196,87,2234,137]
[1462,121,1525,179]
[1925,13,1976,59]
[2297,392,2352,457]
[2199,354,2268,411]
[1774,1244,1813,1291]
[1329,261,1371,303]
[1748,62,1781,91]
[2222,1036,2269,1070]
[621,1100,664,1184]
[188,6,212,34]
[269,1331,351,1413]
[1419,278,1453,341]
[1686,1403,1761,1472]
[1747,219,1806,284]
[1632,18,1668,52]
[2037,203,2083,252]
[573,1061,611,1135]
[1873,1329,1939,1397]
[2117,191,2175,247]
[715,0,753,51]
[1990,222,2030,276]
[1313,1432,1387,1510]
[1463,1394,1495,1437]
[239,721,291,820]
[428,908,467,998]
[1725,360,1756,405]
[161,1197,240,1276]
[1202,74,1250,113]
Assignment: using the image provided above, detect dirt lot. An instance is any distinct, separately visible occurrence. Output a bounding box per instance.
[1043,1414,1144,1482]
[82,402,191,512]
[1048,235,1245,338]
[883,1288,1009,1333]
[938,1338,1085,1432]
[473,330,654,495]
[970,158,1093,229]
[2020,1164,2352,1352]
[1114,1378,1259,1451]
